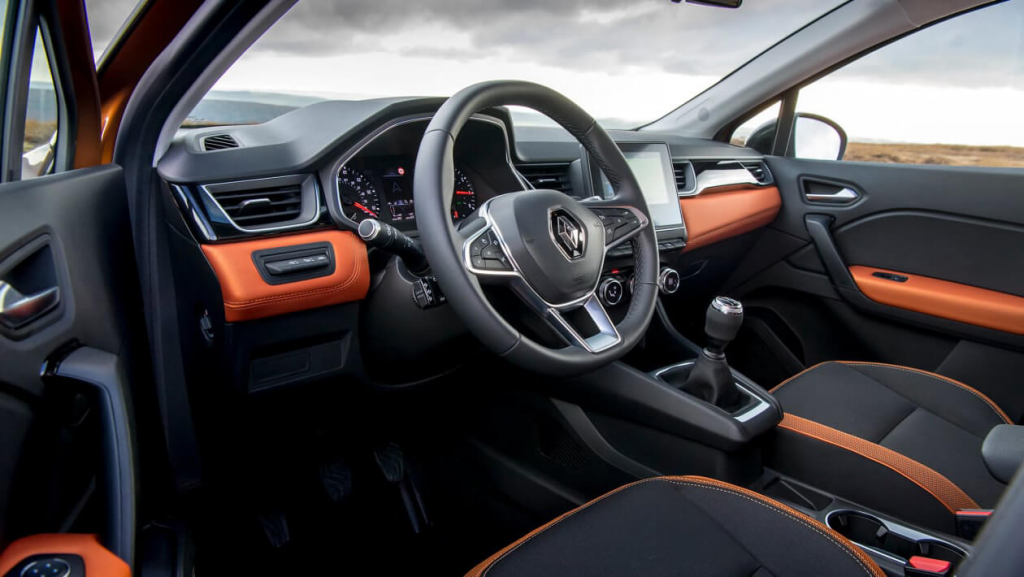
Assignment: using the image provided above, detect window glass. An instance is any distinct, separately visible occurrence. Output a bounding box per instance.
[731,101,780,149]
[23,28,58,179]
[184,0,845,129]
[796,2,1024,167]
[85,0,144,63]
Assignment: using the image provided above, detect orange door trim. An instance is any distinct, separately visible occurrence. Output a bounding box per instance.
[0,534,129,577]
[679,185,781,251]
[850,266,1024,335]
[202,230,370,322]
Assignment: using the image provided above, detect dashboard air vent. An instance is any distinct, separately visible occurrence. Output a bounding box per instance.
[517,163,573,196]
[673,162,690,192]
[208,181,303,227]
[202,133,239,151]
[740,161,772,185]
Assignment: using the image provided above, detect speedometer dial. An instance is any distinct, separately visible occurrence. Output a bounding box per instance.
[452,168,477,221]
[338,165,381,222]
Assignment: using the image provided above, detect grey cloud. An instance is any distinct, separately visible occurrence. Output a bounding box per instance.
[249,0,1023,90]
[254,0,838,77]
[85,0,141,47]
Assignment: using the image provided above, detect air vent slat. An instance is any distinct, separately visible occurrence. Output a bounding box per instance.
[517,163,574,196]
[207,181,305,228]
[202,134,239,151]
[212,188,301,201]
[231,209,301,224]
[672,162,690,192]
[739,161,772,185]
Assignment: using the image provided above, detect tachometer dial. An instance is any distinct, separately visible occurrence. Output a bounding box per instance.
[452,168,477,221]
[338,165,381,222]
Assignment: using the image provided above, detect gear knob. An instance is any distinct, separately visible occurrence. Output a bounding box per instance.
[705,296,743,356]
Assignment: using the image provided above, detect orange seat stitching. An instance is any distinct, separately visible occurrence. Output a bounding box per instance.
[778,414,979,514]
[466,475,883,577]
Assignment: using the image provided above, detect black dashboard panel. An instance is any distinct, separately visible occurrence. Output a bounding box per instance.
[159,97,770,245]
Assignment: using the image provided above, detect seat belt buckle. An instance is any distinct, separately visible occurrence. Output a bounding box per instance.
[955,508,993,540]
[904,556,951,576]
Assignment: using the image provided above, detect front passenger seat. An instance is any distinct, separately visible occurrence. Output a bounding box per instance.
[768,361,1012,534]
[467,476,883,577]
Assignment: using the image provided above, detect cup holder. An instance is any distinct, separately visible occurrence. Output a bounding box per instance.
[826,510,966,566]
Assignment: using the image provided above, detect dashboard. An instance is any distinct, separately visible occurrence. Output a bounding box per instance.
[155,97,777,388]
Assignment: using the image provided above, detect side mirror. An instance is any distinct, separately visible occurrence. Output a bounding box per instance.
[793,113,847,161]
[738,113,847,161]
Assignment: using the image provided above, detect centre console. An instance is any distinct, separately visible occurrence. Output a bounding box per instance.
[636,296,977,576]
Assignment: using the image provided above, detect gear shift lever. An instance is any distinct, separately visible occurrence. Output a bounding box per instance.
[679,297,744,410]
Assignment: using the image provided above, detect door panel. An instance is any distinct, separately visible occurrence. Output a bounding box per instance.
[725,157,1024,419]
[0,167,142,568]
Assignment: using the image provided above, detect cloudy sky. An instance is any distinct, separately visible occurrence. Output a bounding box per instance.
[85,0,1024,145]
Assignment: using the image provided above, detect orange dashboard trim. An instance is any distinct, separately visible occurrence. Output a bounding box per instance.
[202,230,370,322]
[0,534,129,577]
[850,265,1024,335]
[679,185,781,251]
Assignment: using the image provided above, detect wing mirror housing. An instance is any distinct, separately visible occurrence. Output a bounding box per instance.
[743,113,847,161]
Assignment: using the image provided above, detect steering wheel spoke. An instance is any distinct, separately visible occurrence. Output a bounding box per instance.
[514,285,621,354]
[583,202,650,250]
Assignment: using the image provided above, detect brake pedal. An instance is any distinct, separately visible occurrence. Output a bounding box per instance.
[258,511,290,548]
[319,458,353,504]
[374,443,430,533]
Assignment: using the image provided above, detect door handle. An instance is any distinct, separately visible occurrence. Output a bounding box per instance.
[805,187,859,204]
[0,285,60,329]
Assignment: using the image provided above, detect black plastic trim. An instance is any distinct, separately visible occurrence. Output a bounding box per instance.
[251,241,335,286]
[44,346,137,567]
[803,214,856,290]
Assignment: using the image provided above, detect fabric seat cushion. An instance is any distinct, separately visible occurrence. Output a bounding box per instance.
[771,362,1010,511]
[467,476,882,577]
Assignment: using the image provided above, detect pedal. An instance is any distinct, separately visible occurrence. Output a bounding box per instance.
[374,443,430,533]
[319,458,353,504]
[258,511,290,548]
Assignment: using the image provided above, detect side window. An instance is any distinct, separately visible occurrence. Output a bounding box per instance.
[731,101,781,154]
[795,2,1024,167]
[23,27,59,179]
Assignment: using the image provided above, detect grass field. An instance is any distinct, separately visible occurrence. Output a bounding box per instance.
[24,119,57,151]
[844,142,1024,167]
[730,139,1024,168]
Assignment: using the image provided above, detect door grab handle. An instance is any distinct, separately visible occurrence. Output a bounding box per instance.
[806,187,859,204]
[0,285,60,329]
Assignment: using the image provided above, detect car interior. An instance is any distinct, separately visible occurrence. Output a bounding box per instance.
[1,0,1023,575]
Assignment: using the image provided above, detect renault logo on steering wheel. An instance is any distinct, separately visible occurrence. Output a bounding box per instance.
[550,209,585,261]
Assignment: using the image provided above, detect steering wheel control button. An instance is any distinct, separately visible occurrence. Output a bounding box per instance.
[469,230,513,272]
[599,277,624,306]
[659,267,681,295]
[589,207,645,246]
[20,558,71,577]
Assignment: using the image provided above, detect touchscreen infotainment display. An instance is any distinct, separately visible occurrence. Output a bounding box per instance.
[596,143,683,229]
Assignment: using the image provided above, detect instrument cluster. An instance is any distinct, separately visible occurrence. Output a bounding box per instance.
[338,156,478,230]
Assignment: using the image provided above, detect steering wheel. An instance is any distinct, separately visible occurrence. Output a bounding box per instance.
[413,81,659,376]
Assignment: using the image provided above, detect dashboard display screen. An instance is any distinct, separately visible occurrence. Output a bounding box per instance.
[380,161,415,222]
[597,143,683,230]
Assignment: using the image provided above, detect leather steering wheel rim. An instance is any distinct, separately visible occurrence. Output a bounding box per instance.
[413,80,659,376]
